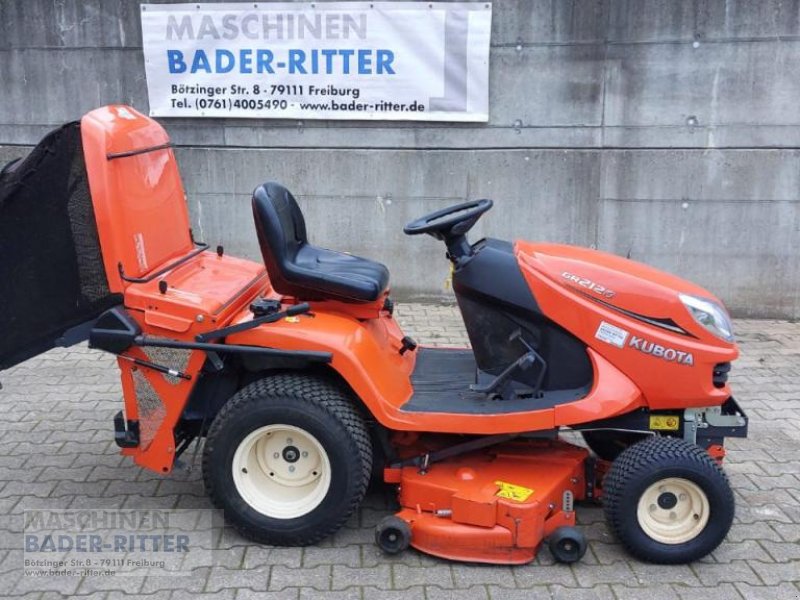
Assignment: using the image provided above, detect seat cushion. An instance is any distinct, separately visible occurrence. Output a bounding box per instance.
[291,245,390,302]
[252,182,390,302]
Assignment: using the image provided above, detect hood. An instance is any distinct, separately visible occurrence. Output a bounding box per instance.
[515,241,731,342]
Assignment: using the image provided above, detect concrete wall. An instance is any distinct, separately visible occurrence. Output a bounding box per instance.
[1,0,798,317]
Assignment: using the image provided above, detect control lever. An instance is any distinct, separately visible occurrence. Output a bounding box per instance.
[469,328,547,396]
[469,352,537,394]
[509,328,535,352]
[196,302,311,342]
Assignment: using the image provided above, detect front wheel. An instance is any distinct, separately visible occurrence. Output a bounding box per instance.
[203,374,372,546]
[603,437,734,564]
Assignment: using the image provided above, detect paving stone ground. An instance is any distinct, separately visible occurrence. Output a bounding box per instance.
[0,303,798,599]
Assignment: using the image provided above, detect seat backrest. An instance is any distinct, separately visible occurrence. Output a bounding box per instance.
[252,182,308,294]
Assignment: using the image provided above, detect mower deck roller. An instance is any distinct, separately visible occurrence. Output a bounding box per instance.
[0,105,748,566]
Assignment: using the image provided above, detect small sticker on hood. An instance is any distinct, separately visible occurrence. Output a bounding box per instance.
[595,321,629,348]
[133,232,148,271]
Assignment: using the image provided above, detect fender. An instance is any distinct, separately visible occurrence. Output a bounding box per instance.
[226,309,417,427]
[226,309,645,433]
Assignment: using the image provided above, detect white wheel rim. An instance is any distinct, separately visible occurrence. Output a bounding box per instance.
[232,424,331,519]
[636,477,710,544]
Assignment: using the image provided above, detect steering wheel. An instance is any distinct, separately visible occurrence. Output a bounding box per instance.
[403,199,493,240]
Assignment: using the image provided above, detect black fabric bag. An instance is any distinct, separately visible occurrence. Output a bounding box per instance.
[0,123,121,370]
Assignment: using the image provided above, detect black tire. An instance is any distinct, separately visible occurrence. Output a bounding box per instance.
[603,437,734,564]
[581,430,648,461]
[548,526,587,564]
[375,515,411,555]
[203,373,372,546]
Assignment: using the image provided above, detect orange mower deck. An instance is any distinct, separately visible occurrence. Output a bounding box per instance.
[388,441,588,564]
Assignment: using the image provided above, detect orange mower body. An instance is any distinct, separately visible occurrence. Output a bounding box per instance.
[0,106,747,566]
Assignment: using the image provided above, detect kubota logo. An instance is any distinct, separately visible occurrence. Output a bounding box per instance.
[561,271,615,299]
[629,336,694,366]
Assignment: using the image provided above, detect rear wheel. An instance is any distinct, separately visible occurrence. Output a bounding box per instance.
[232,423,332,519]
[603,437,734,563]
[203,374,372,546]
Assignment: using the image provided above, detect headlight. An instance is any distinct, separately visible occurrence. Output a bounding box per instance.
[679,293,734,342]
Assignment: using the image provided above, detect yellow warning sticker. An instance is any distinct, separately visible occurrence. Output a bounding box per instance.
[285,316,301,323]
[650,415,680,431]
[494,481,534,502]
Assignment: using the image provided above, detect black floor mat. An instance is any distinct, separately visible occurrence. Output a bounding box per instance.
[401,347,587,415]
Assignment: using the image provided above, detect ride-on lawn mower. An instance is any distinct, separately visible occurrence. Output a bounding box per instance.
[0,105,748,566]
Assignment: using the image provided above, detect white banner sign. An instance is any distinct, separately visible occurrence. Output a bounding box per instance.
[140,2,491,121]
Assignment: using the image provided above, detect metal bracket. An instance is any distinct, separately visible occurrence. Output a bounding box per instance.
[683,408,703,444]
[703,405,748,428]
[684,402,748,444]
[562,490,574,513]
[113,411,140,448]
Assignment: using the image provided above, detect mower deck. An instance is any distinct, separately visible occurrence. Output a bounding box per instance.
[391,440,588,564]
[402,348,587,414]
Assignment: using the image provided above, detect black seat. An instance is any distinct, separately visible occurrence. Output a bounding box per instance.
[252,182,390,302]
